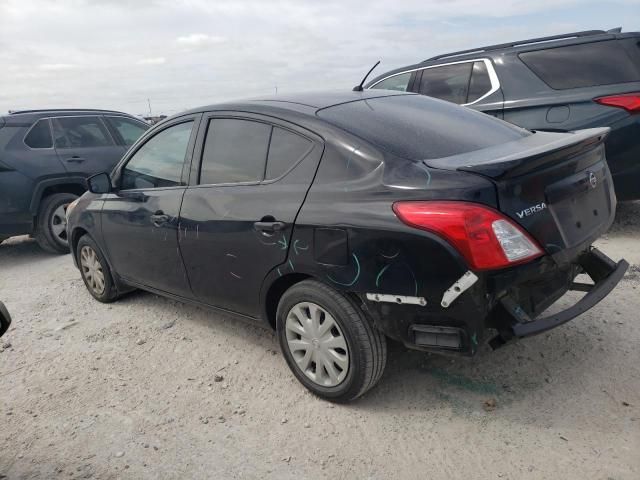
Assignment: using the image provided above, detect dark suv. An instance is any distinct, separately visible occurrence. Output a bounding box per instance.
[0,109,148,252]
[67,91,626,402]
[366,28,640,200]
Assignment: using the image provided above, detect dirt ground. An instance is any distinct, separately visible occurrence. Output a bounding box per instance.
[1,203,639,480]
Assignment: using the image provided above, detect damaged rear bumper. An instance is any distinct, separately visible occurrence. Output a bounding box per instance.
[495,248,628,344]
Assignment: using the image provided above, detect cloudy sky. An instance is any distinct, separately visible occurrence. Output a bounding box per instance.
[1,0,638,116]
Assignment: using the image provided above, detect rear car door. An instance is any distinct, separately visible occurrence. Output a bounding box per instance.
[179,113,323,316]
[100,115,200,297]
[52,115,125,176]
[412,60,504,117]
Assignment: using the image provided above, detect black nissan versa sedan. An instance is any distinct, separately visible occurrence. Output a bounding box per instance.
[66,91,628,402]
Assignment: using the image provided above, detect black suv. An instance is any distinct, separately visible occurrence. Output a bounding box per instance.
[67,91,626,401]
[0,109,148,252]
[367,28,640,200]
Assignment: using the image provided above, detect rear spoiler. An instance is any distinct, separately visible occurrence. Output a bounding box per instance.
[425,128,610,180]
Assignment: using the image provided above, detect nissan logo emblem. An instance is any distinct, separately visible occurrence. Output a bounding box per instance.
[588,171,597,189]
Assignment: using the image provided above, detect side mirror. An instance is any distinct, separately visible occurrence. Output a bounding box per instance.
[87,172,112,194]
[0,301,11,338]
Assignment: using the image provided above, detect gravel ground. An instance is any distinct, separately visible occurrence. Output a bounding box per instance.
[1,202,639,480]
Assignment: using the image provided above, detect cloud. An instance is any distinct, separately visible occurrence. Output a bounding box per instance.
[176,33,226,49]
[137,57,166,65]
[1,0,639,116]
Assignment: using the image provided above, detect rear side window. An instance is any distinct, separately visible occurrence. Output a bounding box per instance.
[200,119,271,185]
[121,121,193,190]
[266,128,312,180]
[467,61,493,103]
[418,63,472,104]
[24,119,53,149]
[52,116,113,149]
[318,95,528,160]
[519,41,640,89]
[370,72,412,92]
[106,116,149,145]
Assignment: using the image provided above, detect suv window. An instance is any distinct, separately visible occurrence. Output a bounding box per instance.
[200,119,271,185]
[24,119,53,149]
[519,40,640,89]
[121,121,193,190]
[418,63,472,104]
[370,72,412,92]
[266,127,312,180]
[52,116,113,149]
[467,61,493,103]
[106,116,149,146]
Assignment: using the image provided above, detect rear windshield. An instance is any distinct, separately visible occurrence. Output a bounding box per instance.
[519,40,640,90]
[317,95,528,160]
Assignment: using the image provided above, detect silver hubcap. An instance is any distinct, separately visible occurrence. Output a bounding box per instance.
[50,204,69,245]
[285,302,349,387]
[80,246,105,295]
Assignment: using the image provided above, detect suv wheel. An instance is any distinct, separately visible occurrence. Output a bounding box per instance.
[35,193,78,253]
[76,235,119,303]
[276,280,387,402]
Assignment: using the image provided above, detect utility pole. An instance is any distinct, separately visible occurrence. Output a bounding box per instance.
[147,98,152,117]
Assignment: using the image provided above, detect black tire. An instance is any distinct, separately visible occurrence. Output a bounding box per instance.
[35,193,78,254]
[76,235,120,303]
[276,280,387,402]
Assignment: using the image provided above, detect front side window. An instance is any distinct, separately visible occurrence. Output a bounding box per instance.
[519,40,640,89]
[200,119,271,185]
[24,119,53,149]
[419,63,473,104]
[106,116,149,146]
[370,72,412,92]
[121,121,193,190]
[52,116,113,149]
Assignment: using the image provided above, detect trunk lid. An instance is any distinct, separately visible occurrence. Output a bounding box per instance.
[425,128,615,265]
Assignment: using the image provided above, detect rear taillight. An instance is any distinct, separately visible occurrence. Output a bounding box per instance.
[594,93,640,113]
[392,201,543,271]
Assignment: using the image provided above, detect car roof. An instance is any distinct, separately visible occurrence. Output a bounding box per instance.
[2,109,138,124]
[172,90,417,120]
[365,28,640,87]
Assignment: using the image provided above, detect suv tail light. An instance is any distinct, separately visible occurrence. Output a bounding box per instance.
[393,201,543,271]
[594,93,640,113]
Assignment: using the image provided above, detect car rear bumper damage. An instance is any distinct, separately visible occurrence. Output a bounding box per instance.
[492,248,628,345]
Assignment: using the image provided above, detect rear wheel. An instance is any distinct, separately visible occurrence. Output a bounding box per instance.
[35,193,78,253]
[76,235,119,303]
[276,280,387,402]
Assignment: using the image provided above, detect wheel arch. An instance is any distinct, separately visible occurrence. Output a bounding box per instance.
[262,272,313,329]
[29,177,87,215]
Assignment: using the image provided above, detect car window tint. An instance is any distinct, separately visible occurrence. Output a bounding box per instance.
[370,72,412,92]
[200,119,271,185]
[106,116,149,145]
[519,40,640,89]
[467,61,493,103]
[121,121,193,190]
[266,127,312,180]
[52,116,113,149]
[419,63,473,104]
[24,119,52,149]
[318,95,528,160]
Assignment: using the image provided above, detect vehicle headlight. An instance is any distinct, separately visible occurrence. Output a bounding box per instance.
[66,198,80,219]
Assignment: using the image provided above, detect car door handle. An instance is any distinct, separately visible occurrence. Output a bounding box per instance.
[150,212,170,227]
[66,156,85,163]
[254,221,286,233]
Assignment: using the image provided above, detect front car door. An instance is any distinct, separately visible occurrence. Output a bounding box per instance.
[100,115,201,297]
[52,115,125,176]
[179,113,323,316]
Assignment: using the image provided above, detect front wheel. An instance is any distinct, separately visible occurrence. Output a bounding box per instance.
[76,235,120,303]
[276,280,387,402]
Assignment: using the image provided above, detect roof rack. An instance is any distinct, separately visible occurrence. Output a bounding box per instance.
[8,108,122,115]
[424,29,610,62]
